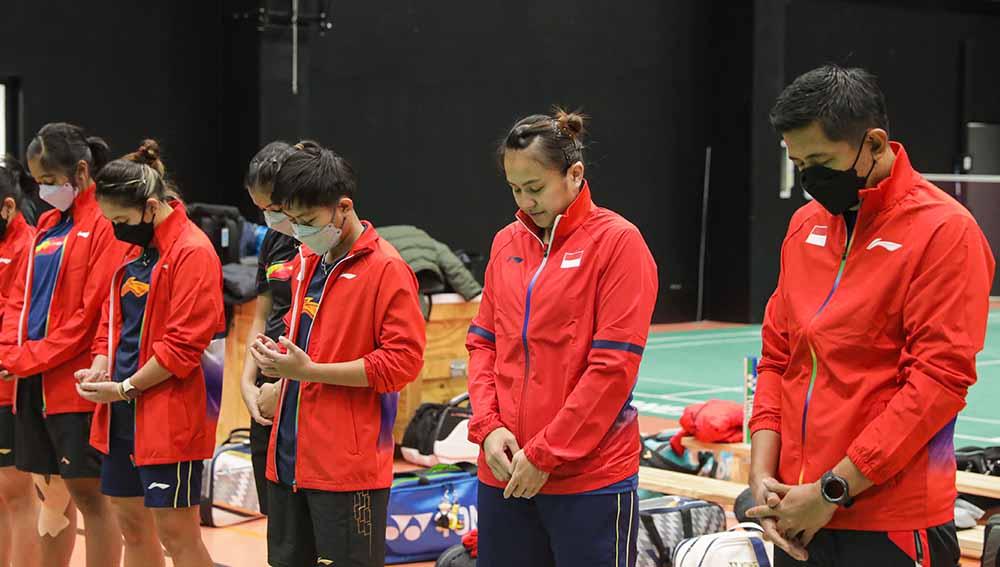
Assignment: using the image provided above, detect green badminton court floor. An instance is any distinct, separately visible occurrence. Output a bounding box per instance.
[634,309,1000,445]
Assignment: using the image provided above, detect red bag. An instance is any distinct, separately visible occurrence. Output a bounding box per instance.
[671,400,744,454]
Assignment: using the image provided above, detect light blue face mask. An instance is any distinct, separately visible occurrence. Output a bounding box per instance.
[291,221,343,256]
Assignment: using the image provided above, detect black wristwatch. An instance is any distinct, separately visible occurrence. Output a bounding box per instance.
[820,471,854,508]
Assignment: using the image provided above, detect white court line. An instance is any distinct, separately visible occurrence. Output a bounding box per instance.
[637,376,743,392]
[647,330,761,344]
[956,415,1000,425]
[977,359,1000,367]
[954,433,1000,444]
[633,387,737,399]
[645,336,762,350]
[632,391,725,405]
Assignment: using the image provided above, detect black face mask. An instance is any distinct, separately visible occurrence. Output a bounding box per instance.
[800,133,877,215]
[113,208,154,248]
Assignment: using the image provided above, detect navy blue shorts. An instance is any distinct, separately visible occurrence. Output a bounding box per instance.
[100,436,202,508]
[477,482,639,567]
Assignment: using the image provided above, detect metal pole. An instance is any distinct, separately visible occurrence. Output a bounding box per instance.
[923,174,1000,183]
[291,0,299,95]
[696,146,712,322]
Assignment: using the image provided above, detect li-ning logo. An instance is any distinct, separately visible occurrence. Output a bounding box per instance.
[866,238,902,252]
[121,277,150,298]
[507,256,524,263]
[148,482,171,490]
[806,226,828,247]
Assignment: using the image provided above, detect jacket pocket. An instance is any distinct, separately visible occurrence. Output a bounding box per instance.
[345,388,361,455]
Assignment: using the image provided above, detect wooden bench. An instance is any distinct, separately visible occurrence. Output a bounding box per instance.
[393,294,480,442]
[638,466,746,508]
[681,438,751,484]
[638,465,990,559]
[957,470,1000,499]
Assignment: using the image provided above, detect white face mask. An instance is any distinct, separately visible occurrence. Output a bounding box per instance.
[291,222,343,256]
[39,183,78,212]
[263,210,295,237]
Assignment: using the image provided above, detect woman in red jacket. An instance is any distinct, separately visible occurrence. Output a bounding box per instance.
[75,141,223,567]
[1,123,127,566]
[0,156,41,566]
[248,142,425,567]
[467,109,658,567]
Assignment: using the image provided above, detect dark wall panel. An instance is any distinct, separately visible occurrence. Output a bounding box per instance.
[0,1,238,206]
[260,0,716,322]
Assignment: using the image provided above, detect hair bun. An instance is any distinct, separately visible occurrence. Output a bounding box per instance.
[128,139,165,175]
[553,107,587,140]
[137,139,161,163]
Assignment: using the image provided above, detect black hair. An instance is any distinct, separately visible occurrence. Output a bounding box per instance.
[95,139,170,209]
[497,107,587,173]
[25,122,109,182]
[245,141,292,193]
[0,154,35,210]
[769,65,889,143]
[273,141,356,209]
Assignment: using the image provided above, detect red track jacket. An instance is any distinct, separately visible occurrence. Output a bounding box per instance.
[467,182,658,494]
[0,215,36,406]
[0,185,130,415]
[90,201,225,465]
[265,223,425,492]
[750,143,995,531]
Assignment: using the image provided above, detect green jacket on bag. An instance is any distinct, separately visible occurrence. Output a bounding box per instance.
[378,225,483,301]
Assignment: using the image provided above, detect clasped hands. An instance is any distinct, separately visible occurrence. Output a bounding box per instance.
[745,476,838,561]
[482,427,549,500]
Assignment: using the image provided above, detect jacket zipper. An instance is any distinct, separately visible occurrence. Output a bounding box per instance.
[913,530,924,567]
[515,215,561,441]
[283,250,357,491]
[798,208,861,484]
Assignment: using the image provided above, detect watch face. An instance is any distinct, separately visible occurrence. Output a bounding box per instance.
[824,477,846,500]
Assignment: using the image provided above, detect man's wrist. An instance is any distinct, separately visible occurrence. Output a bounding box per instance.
[819,472,854,508]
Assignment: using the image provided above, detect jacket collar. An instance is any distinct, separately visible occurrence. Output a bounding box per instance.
[3,213,30,244]
[150,199,190,256]
[859,142,918,214]
[515,180,595,245]
[301,220,380,263]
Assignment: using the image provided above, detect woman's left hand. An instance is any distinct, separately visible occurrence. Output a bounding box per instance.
[250,335,314,381]
[503,450,550,499]
[76,381,124,404]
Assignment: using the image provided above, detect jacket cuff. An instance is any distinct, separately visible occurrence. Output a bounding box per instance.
[468,415,504,446]
[151,342,195,380]
[523,439,561,474]
[749,417,781,436]
[846,441,887,485]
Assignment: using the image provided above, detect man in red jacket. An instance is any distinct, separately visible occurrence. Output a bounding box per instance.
[747,65,995,567]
